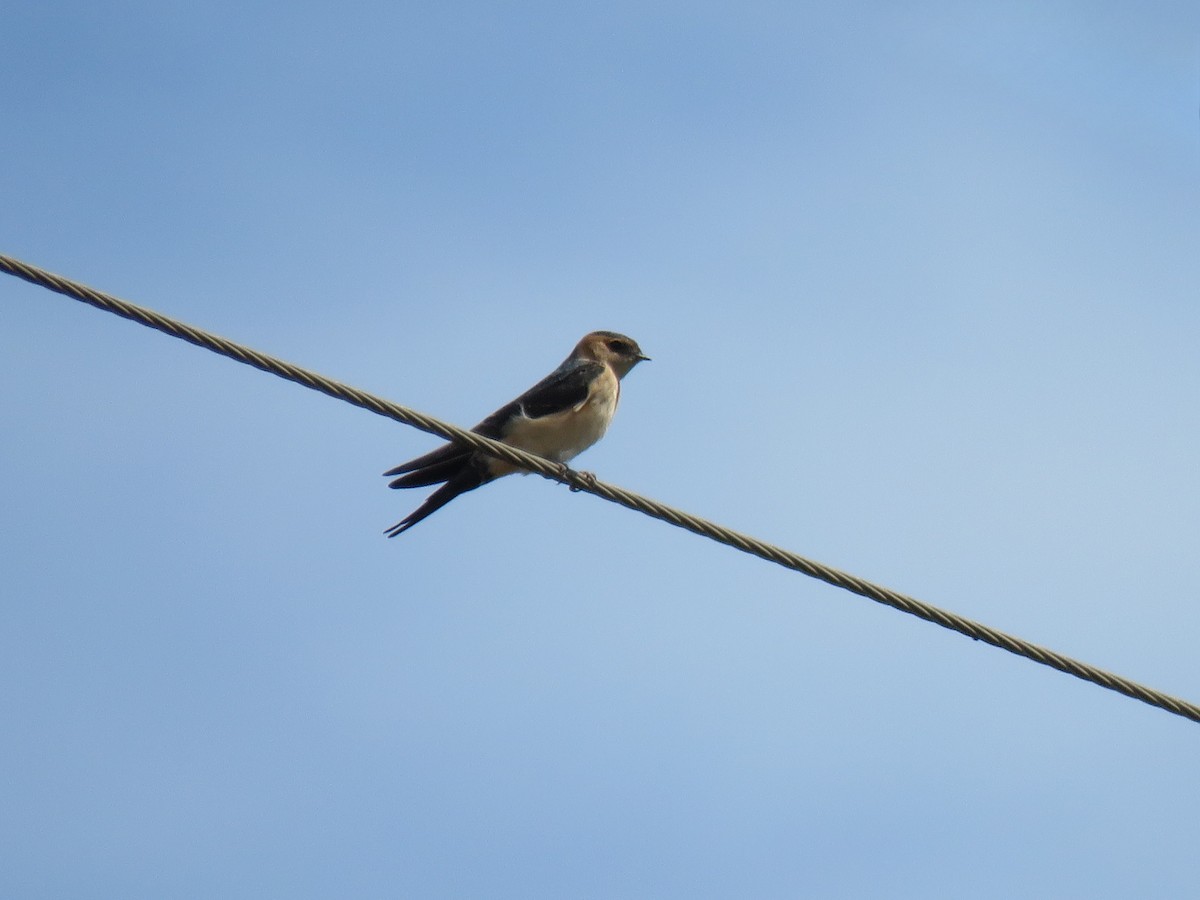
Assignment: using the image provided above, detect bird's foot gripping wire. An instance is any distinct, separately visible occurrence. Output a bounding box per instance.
[557,463,598,492]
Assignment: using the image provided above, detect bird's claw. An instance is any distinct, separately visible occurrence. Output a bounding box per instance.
[557,464,598,492]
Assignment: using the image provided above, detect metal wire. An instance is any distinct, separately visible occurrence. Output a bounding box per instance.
[4,251,1197,725]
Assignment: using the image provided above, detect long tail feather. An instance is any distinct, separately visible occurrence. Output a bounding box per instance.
[383,443,469,478]
[383,468,485,537]
[387,455,472,489]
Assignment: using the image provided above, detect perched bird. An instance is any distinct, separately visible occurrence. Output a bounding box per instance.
[383,331,649,537]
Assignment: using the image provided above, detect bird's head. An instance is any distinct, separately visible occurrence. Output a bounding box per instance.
[577,331,650,378]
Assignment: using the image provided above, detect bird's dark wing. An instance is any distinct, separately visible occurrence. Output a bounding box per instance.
[383,465,486,537]
[383,358,602,492]
[476,358,604,430]
[383,442,472,488]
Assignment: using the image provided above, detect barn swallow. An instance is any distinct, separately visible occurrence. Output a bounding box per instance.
[383,331,649,537]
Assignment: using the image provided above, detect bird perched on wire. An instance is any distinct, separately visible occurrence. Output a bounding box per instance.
[383,331,649,537]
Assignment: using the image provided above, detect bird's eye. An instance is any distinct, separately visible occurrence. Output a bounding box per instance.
[607,339,628,353]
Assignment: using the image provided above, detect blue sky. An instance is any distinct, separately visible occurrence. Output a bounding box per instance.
[3,2,1199,897]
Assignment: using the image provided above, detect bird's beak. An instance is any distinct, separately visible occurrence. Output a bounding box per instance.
[636,354,651,363]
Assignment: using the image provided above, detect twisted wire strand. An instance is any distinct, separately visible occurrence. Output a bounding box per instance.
[3,252,1197,725]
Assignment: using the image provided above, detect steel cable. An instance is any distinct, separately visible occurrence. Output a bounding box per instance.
[3,252,1197,725]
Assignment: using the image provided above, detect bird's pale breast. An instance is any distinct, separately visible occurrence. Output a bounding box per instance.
[489,366,620,475]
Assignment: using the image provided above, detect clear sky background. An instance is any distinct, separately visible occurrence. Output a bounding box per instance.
[3,2,1198,897]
